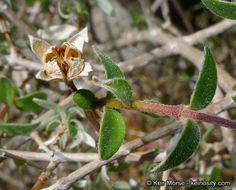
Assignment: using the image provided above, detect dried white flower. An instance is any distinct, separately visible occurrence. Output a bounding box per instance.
[29,27,92,82]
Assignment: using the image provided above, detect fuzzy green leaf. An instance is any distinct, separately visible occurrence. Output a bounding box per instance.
[95,0,115,16]
[93,46,124,79]
[46,120,60,131]
[73,89,96,110]
[68,122,78,137]
[15,92,47,112]
[151,120,200,172]
[0,122,40,136]
[189,47,217,110]
[202,0,236,19]
[99,106,125,160]
[104,78,132,106]
[0,77,17,106]
[67,107,85,119]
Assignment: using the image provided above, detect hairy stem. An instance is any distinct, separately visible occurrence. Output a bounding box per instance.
[106,100,236,129]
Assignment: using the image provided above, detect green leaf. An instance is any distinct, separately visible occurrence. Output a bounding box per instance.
[103,79,132,106]
[95,0,115,16]
[41,0,50,12]
[68,121,78,137]
[233,84,236,91]
[93,46,124,79]
[232,96,236,102]
[209,166,221,181]
[25,0,36,5]
[202,0,236,19]
[0,77,17,106]
[151,120,200,172]
[73,89,96,110]
[33,98,67,122]
[129,10,145,28]
[46,120,60,131]
[99,106,125,160]
[189,47,217,110]
[233,84,236,102]
[41,113,60,127]
[15,92,47,112]
[67,107,85,119]
[0,122,40,136]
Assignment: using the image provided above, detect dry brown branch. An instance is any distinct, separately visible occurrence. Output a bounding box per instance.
[0,149,160,163]
[117,27,235,93]
[203,92,236,115]
[98,20,236,51]
[43,122,181,189]
[183,20,236,44]
[160,170,171,190]
[139,0,157,29]
[0,149,43,170]
[31,124,67,189]
[0,2,35,36]
[5,56,42,71]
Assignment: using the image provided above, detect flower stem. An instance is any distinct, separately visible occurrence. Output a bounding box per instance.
[106,100,236,130]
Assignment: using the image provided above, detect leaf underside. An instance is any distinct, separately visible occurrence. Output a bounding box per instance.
[151,120,200,172]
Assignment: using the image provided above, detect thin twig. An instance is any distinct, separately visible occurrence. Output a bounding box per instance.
[0,2,35,36]
[0,149,160,163]
[98,20,236,51]
[0,149,43,170]
[160,170,170,190]
[43,122,181,190]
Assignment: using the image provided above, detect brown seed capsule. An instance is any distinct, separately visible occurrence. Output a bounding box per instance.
[29,27,92,82]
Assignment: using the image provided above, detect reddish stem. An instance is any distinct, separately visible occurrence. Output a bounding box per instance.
[106,100,236,130]
[132,101,184,120]
[181,109,236,130]
[0,105,9,122]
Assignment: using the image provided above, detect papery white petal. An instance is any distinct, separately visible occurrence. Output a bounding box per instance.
[28,35,51,62]
[67,27,88,52]
[67,59,85,81]
[36,70,54,81]
[36,70,64,81]
[45,60,63,76]
[73,79,86,90]
[37,24,77,41]
[78,62,92,77]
